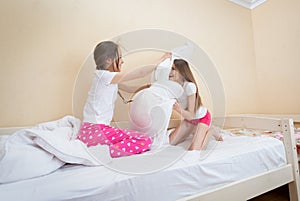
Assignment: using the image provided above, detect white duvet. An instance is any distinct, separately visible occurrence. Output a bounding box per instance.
[0,115,287,201]
[0,116,186,184]
[0,128,287,201]
[0,116,111,183]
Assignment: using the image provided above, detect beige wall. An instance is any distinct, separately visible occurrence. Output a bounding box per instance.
[0,0,259,127]
[252,0,300,114]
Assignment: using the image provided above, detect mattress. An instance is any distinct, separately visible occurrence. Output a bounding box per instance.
[0,130,286,201]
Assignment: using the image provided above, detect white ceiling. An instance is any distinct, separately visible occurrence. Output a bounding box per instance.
[229,0,267,9]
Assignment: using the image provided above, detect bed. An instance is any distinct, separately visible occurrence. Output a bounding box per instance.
[179,116,300,201]
[0,115,299,201]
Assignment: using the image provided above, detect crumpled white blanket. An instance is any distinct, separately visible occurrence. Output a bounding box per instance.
[0,116,111,184]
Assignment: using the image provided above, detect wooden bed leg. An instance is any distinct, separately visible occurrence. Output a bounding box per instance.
[282,118,300,201]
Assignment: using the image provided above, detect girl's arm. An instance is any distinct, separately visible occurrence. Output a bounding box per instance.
[118,83,139,93]
[111,65,155,84]
[119,83,151,93]
[111,52,172,84]
[173,94,196,120]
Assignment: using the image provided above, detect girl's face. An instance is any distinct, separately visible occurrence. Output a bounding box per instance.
[117,48,124,67]
[169,64,184,84]
[112,48,124,72]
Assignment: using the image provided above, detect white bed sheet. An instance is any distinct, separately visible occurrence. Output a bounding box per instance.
[0,130,286,201]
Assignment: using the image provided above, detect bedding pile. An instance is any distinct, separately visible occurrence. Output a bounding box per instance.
[228,127,300,153]
[0,116,111,183]
[0,116,185,184]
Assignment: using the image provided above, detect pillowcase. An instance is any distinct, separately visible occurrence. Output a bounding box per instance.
[151,42,194,83]
[129,81,183,149]
[172,42,194,61]
[0,130,65,183]
[151,57,172,82]
[132,43,194,148]
[0,135,9,161]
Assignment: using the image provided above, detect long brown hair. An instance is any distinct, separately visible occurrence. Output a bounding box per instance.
[173,59,202,112]
[93,41,120,70]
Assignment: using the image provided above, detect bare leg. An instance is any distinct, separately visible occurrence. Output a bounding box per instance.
[169,121,195,145]
[189,123,211,150]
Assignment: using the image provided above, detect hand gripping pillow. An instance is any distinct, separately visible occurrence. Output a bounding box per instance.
[151,42,194,83]
[151,57,172,82]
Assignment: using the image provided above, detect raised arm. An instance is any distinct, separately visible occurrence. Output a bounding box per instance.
[111,52,172,84]
[118,83,151,93]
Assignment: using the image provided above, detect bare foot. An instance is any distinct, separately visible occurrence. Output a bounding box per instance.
[188,145,201,151]
[208,126,223,141]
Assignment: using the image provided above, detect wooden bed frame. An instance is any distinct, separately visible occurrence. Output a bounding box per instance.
[177,116,300,201]
[0,115,299,201]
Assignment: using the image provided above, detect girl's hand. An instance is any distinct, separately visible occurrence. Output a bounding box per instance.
[156,52,172,66]
[173,101,182,113]
[162,52,172,60]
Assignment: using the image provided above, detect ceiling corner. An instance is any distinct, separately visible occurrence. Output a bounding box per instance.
[229,0,267,9]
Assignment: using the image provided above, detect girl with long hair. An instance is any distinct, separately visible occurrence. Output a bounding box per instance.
[169,59,223,150]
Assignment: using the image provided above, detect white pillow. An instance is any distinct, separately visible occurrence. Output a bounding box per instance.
[151,57,172,82]
[129,81,183,148]
[0,130,65,183]
[151,42,194,83]
[134,43,193,148]
[172,42,194,61]
[0,135,9,161]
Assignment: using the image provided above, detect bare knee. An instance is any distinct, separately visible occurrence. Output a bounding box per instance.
[169,131,177,145]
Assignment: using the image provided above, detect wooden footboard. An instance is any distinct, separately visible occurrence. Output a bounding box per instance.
[178,165,294,201]
[178,116,300,201]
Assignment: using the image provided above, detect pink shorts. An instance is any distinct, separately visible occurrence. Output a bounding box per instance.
[77,122,152,158]
[185,111,211,126]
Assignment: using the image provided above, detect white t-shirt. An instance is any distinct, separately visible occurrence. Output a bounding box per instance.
[177,81,207,119]
[83,70,117,125]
